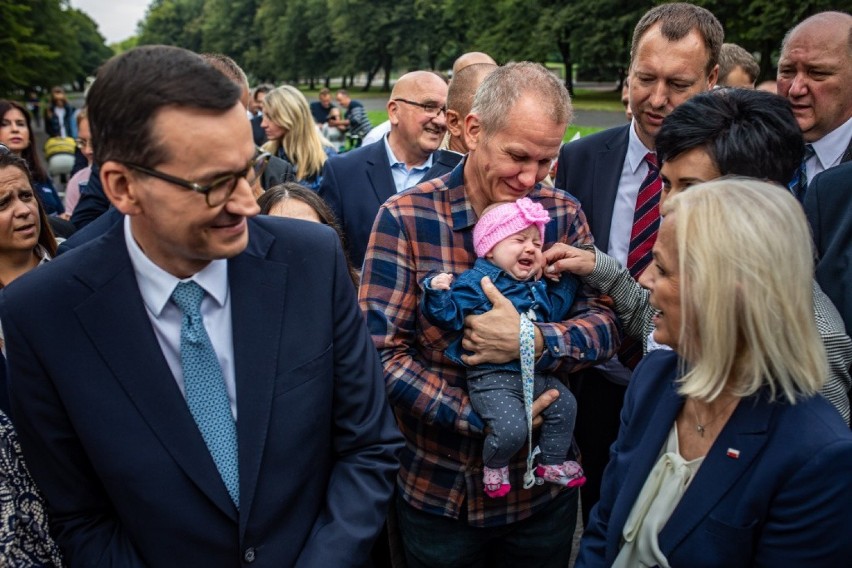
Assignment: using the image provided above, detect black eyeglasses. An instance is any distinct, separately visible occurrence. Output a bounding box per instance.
[393,98,447,118]
[122,151,271,207]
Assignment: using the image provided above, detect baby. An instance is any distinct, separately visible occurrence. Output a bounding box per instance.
[421,198,586,498]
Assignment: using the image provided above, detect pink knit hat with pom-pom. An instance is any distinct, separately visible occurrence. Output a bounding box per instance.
[473,198,550,257]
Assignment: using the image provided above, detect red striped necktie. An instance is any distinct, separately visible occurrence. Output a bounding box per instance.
[619,152,662,369]
[627,152,662,278]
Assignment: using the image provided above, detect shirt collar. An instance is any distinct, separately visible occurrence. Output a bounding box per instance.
[35,244,52,265]
[811,115,852,170]
[123,216,229,317]
[383,133,434,171]
[627,119,655,174]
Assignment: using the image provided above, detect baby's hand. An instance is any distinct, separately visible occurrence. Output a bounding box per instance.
[430,273,454,290]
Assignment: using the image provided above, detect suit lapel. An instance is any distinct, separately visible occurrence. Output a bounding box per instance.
[228,221,287,537]
[73,223,238,519]
[841,136,852,164]
[591,125,629,252]
[659,393,773,555]
[365,142,396,205]
[606,374,682,560]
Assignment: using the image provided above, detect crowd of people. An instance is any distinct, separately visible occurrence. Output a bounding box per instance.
[0,2,850,566]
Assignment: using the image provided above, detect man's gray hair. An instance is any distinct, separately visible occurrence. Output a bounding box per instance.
[470,62,572,137]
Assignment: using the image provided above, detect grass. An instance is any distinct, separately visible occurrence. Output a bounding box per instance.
[301,84,625,111]
[366,110,605,141]
[571,88,624,113]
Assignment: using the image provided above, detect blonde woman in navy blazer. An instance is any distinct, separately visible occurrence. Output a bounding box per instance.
[576,179,852,567]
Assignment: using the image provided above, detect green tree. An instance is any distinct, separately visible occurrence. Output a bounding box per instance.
[201,0,261,61]
[137,0,205,51]
[67,8,113,88]
[0,1,57,94]
[26,0,82,88]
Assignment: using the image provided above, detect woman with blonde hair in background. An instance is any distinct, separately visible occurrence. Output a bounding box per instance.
[261,86,336,191]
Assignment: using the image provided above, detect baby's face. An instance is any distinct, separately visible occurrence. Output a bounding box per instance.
[486,225,544,280]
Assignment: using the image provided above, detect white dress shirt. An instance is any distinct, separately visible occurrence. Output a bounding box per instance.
[809,115,852,180]
[124,216,237,419]
[607,120,656,268]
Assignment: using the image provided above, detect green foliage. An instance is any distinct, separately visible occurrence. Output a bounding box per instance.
[5,0,843,96]
[0,0,111,95]
[0,1,57,93]
[137,0,205,52]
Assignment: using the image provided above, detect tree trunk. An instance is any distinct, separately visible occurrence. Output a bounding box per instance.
[325,76,331,88]
[382,55,393,91]
[758,40,775,83]
[363,61,381,92]
[557,37,574,96]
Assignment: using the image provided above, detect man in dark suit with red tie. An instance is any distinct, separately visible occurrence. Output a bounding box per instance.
[554,2,723,521]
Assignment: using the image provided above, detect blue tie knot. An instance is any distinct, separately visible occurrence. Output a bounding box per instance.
[172,281,205,316]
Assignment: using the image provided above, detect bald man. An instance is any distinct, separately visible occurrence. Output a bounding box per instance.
[778,11,852,195]
[319,71,448,268]
[420,62,498,181]
[452,51,497,75]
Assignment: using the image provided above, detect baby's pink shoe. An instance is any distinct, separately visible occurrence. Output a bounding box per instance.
[535,461,586,488]
[483,466,511,498]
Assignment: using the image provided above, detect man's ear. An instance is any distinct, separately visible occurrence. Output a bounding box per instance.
[464,113,482,152]
[707,63,720,89]
[387,100,401,126]
[100,161,142,216]
[446,110,464,139]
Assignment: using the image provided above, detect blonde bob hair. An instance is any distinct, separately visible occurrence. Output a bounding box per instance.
[261,85,333,182]
[665,178,826,404]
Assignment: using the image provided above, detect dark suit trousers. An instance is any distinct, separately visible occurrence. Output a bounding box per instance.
[571,369,627,524]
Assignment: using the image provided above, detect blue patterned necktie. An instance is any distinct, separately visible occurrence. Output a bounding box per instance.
[171,281,239,507]
[789,143,816,202]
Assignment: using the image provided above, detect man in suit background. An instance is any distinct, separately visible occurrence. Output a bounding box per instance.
[777,11,852,199]
[420,61,497,181]
[554,2,722,522]
[319,70,448,269]
[806,161,852,337]
[0,45,402,566]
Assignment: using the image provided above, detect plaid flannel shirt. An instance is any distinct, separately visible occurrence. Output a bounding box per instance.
[359,162,620,527]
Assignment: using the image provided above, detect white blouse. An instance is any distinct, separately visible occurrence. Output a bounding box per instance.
[613,423,704,568]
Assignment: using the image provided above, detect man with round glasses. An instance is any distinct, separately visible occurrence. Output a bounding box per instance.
[0,45,402,566]
[319,70,448,270]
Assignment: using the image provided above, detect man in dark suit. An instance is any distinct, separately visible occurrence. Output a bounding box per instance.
[554,3,722,522]
[318,71,447,269]
[0,45,402,567]
[806,161,852,333]
[777,11,852,200]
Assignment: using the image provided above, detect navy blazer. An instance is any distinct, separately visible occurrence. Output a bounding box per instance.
[420,148,463,182]
[0,216,402,567]
[554,125,629,252]
[318,140,436,269]
[577,350,852,568]
[805,161,852,333]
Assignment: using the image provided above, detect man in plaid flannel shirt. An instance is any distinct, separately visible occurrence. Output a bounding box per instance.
[359,62,619,566]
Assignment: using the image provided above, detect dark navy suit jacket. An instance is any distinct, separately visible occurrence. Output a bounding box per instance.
[318,140,437,269]
[1,216,402,567]
[420,149,463,183]
[576,350,852,568]
[554,125,630,252]
[805,161,852,333]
